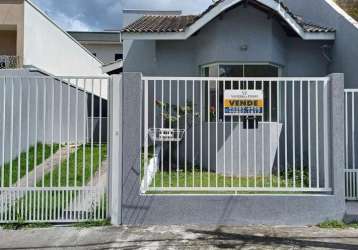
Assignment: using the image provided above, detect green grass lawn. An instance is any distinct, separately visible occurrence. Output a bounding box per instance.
[38,144,107,187]
[0,143,59,187]
[142,153,310,194]
[2,145,108,223]
[149,167,307,189]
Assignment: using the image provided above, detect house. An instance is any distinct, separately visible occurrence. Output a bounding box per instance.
[116,0,358,225]
[68,31,123,74]
[0,0,104,78]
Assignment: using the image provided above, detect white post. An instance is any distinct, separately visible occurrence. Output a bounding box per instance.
[109,75,122,225]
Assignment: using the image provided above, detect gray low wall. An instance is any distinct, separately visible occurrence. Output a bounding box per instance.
[111,73,346,226]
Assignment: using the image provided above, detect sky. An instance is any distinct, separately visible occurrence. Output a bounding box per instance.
[31,0,213,31]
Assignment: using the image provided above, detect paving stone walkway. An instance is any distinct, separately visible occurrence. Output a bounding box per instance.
[1,225,358,249]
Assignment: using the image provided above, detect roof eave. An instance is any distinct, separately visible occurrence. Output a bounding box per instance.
[122,30,335,41]
[122,0,336,41]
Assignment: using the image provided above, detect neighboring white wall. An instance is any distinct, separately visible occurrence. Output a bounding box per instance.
[83,43,123,64]
[22,1,104,77]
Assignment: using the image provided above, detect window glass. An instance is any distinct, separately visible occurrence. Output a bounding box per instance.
[201,63,280,123]
[115,53,123,61]
[219,65,244,77]
[244,65,278,77]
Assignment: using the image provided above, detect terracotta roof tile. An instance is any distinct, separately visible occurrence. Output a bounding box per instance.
[122,0,335,34]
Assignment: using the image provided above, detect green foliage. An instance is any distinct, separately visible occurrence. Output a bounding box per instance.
[73,219,111,228]
[319,220,358,229]
[0,143,59,187]
[280,167,310,188]
[155,100,199,127]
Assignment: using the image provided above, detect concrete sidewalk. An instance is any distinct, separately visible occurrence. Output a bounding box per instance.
[1,225,358,249]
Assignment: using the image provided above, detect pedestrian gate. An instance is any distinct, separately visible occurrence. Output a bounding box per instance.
[0,75,110,223]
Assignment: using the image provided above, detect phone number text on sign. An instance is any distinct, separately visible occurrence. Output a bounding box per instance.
[224,90,264,116]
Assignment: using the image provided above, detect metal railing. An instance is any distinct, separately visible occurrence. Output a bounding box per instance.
[345,89,358,200]
[141,77,331,194]
[0,76,110,223]
[0,56,19,69]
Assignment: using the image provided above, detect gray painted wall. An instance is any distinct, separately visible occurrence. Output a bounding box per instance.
[0,69,88,165]
[283,0,358,88]
[124,4,331,78]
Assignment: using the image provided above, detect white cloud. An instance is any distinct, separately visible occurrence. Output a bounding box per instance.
[55,13,91,31]
[32,0,213,31]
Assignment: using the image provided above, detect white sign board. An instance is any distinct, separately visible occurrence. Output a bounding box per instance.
[224,90,264,116]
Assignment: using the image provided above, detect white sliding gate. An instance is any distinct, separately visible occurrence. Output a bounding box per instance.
[0,75,109,223]
[345,89,358,200]
[141,77,332,194]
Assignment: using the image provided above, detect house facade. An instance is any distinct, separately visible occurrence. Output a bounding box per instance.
[115,0,358,225]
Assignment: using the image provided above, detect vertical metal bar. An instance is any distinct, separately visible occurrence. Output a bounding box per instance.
[50,78,55,188]
[25,79,31,219]
[58,78,62,188]
[308,82,312,188]
[223,80,226,188]
[153,80,156,188]
[277,81,280,188]
[82,80,87,187]
[300,81,303,188]
[17,80,23,187]
[292,81,296,189]
[75,79,79,188]
[269,81,272,188]
[254,81,257,188]
[159,81,163,188]
[231,80,234,188]
[207,80,210,187]
[169,80,172,188]
[16,83,23,218]
[284,81,288,188]
[1,77,6,188]
[98,80,104,218]
[215,79,218,187]
[316,81,320,188]
[9,78,14,187]
[246,80,249,187]
[200,80,203,188]
[262,81,265,188]
[238,80,241,188]
[91,79,95,186]
[185,80,187,188]
[42,78,47,219]
[323,81,329,188]
[65,78,70,222]
[352,92,355,171]
[193,81,196,188]
[144,80,149,189]
[177,80,179,188]
[345,92,348,173]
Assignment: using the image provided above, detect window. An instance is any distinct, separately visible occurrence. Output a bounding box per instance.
[115,53,123,61]
[201,63,280,123]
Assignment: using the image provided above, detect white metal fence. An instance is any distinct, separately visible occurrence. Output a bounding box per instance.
[0,76,109,223]
[345,89,358,200]
[141,77,332,194]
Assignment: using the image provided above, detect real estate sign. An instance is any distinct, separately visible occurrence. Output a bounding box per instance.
[224,90,264,116]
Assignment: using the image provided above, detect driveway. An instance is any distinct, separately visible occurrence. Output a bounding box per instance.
[1,225,358,249]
